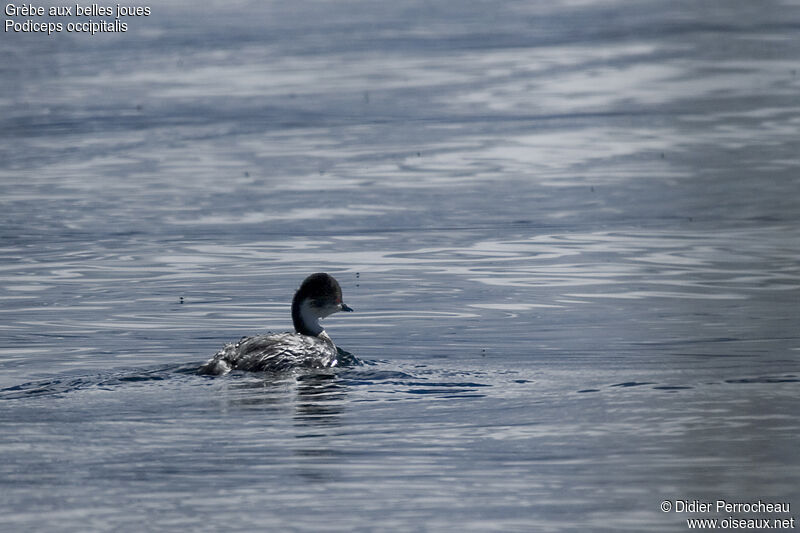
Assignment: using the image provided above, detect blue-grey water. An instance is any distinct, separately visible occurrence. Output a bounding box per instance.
[2,1,799,531]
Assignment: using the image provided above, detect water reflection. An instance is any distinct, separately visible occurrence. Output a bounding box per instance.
[217,369,348,483]
[293,372,347,428]
[216,368,344,422]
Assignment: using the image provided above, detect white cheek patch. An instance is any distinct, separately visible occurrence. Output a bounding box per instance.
[299,300,325,336]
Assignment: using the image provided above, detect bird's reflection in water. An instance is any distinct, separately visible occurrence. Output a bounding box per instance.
[291,372,350,483]
[223,369,346,424]
[223,369,349,482]
[293,371,347,428]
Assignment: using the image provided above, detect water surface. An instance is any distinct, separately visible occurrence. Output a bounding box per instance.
[1,0,799,531]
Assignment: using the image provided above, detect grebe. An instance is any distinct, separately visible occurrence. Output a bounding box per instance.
[199,273,353,375]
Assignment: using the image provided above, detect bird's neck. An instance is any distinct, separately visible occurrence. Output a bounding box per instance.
[292,299,324,336]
